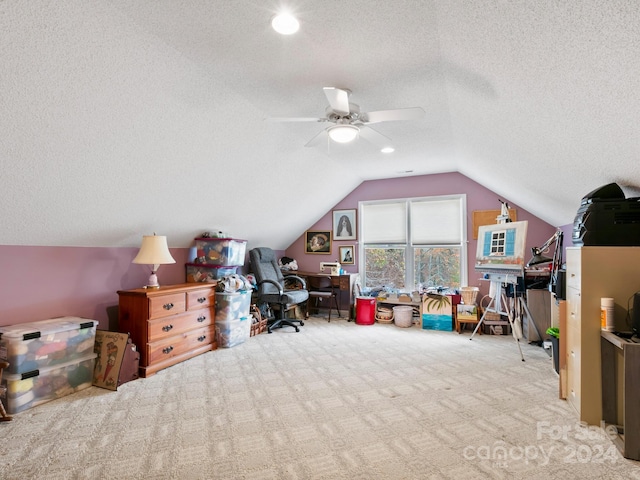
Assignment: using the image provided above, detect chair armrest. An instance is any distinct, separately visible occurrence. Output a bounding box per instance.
[284,275,307,290]
[257,279,284,296]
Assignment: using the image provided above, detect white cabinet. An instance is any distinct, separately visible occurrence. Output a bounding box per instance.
[565,247,640,425]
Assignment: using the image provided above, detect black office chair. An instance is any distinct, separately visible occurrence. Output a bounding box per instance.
[307,275,341,322]
[249,247,309,333]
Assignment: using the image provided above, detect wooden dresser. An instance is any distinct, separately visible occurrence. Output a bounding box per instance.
[117,283,216,377]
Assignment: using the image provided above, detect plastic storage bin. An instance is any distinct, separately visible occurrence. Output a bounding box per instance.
[185,264,238,283]
[215,291,251,322]
[0,317,98,375]
[194,238,247,266]
[1,352,96,414]
[215,317,252,348]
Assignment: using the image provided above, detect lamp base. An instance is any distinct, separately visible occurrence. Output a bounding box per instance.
[144,272,160,289]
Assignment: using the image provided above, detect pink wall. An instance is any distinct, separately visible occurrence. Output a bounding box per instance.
[0,173,567,329]
[0,246,190,328]
[285,172,559,297]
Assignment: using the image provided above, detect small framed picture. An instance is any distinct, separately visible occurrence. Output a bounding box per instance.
[333,209,357,240]
[305,230,331,254]
[339,245,355,265]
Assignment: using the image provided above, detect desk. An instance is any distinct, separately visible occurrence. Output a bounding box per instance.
[601,331,640,460]
[283,271,359,318]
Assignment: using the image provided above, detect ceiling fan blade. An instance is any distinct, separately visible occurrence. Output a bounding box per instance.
[361,107,425,124]
[305,129,328,147]
[357,125,393,149]
[323,87,351,116]
[267,117,326,123]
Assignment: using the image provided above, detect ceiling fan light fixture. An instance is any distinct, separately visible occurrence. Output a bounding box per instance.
[328,125,359,143]
[271,12,299,35]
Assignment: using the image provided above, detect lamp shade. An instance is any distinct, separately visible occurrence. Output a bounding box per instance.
[132,235,175,265]
[526,247,553,267]
[328,125,359,143]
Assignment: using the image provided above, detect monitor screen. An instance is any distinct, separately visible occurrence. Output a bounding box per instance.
[475,220,528,276]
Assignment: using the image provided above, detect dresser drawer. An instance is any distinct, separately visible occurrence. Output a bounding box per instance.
[147,310,213,342]
[147,325,215,365]
[565,287,581,331]
[565,248,581,290]
[149,293,186,319]
[187,288,214,310]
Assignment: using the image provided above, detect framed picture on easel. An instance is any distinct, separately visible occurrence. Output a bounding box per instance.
[333,209,357,240]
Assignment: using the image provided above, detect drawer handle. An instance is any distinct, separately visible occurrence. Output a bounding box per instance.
[162,324,174,332]
[163,303,174,310]
[197,315,206,322]
[162,346,174,354]
[197,297,207,303]
[198,335,207,342]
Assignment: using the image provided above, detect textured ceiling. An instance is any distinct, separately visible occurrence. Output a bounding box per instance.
[1,1,639,248]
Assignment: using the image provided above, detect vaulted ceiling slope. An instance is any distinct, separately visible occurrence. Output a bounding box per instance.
[1,1,639,249]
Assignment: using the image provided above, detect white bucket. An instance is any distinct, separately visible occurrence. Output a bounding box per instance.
[393,305,414,328]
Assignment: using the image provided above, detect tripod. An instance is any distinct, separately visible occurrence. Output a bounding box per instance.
[470,277,530,362]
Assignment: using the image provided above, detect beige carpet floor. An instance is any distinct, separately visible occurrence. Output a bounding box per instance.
[2,316,640,480]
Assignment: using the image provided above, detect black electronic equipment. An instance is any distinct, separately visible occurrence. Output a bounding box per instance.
[632,292,640,336]
[573,183,640,246]
[554,269,566,300]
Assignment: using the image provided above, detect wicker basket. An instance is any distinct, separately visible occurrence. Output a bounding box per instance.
[249,305,267,336]
[461,286,479,305]
[479,294,502,320]
[376,306,394,324]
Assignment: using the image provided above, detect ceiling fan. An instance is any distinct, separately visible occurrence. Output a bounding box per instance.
[268,87,425,150]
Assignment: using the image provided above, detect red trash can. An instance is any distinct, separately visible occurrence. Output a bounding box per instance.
[355,297,376,325]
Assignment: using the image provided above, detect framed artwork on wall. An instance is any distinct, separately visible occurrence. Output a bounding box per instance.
[333,209,357,240]
[339,245,355,264]
[305,230,331,254]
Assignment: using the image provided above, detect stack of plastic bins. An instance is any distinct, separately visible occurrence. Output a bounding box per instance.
[0,317,98,414]
[214,290,252,347]
[186,237,247,283]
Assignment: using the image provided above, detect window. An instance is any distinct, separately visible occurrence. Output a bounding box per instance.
[360,195,466,291]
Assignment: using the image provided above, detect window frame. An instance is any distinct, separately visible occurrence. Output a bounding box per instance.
[359,194,467,291]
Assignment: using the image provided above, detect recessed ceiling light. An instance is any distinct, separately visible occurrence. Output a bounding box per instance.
[271,12,299,35]
[381,146,395,153]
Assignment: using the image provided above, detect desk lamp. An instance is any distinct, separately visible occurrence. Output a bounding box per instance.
[527,229,563,289]
[132,233,175,288]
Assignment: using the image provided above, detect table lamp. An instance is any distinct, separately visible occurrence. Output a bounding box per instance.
[132,233,176,288]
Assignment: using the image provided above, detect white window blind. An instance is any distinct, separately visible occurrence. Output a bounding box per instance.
[411,198,462,244]
[362,202,407,243]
